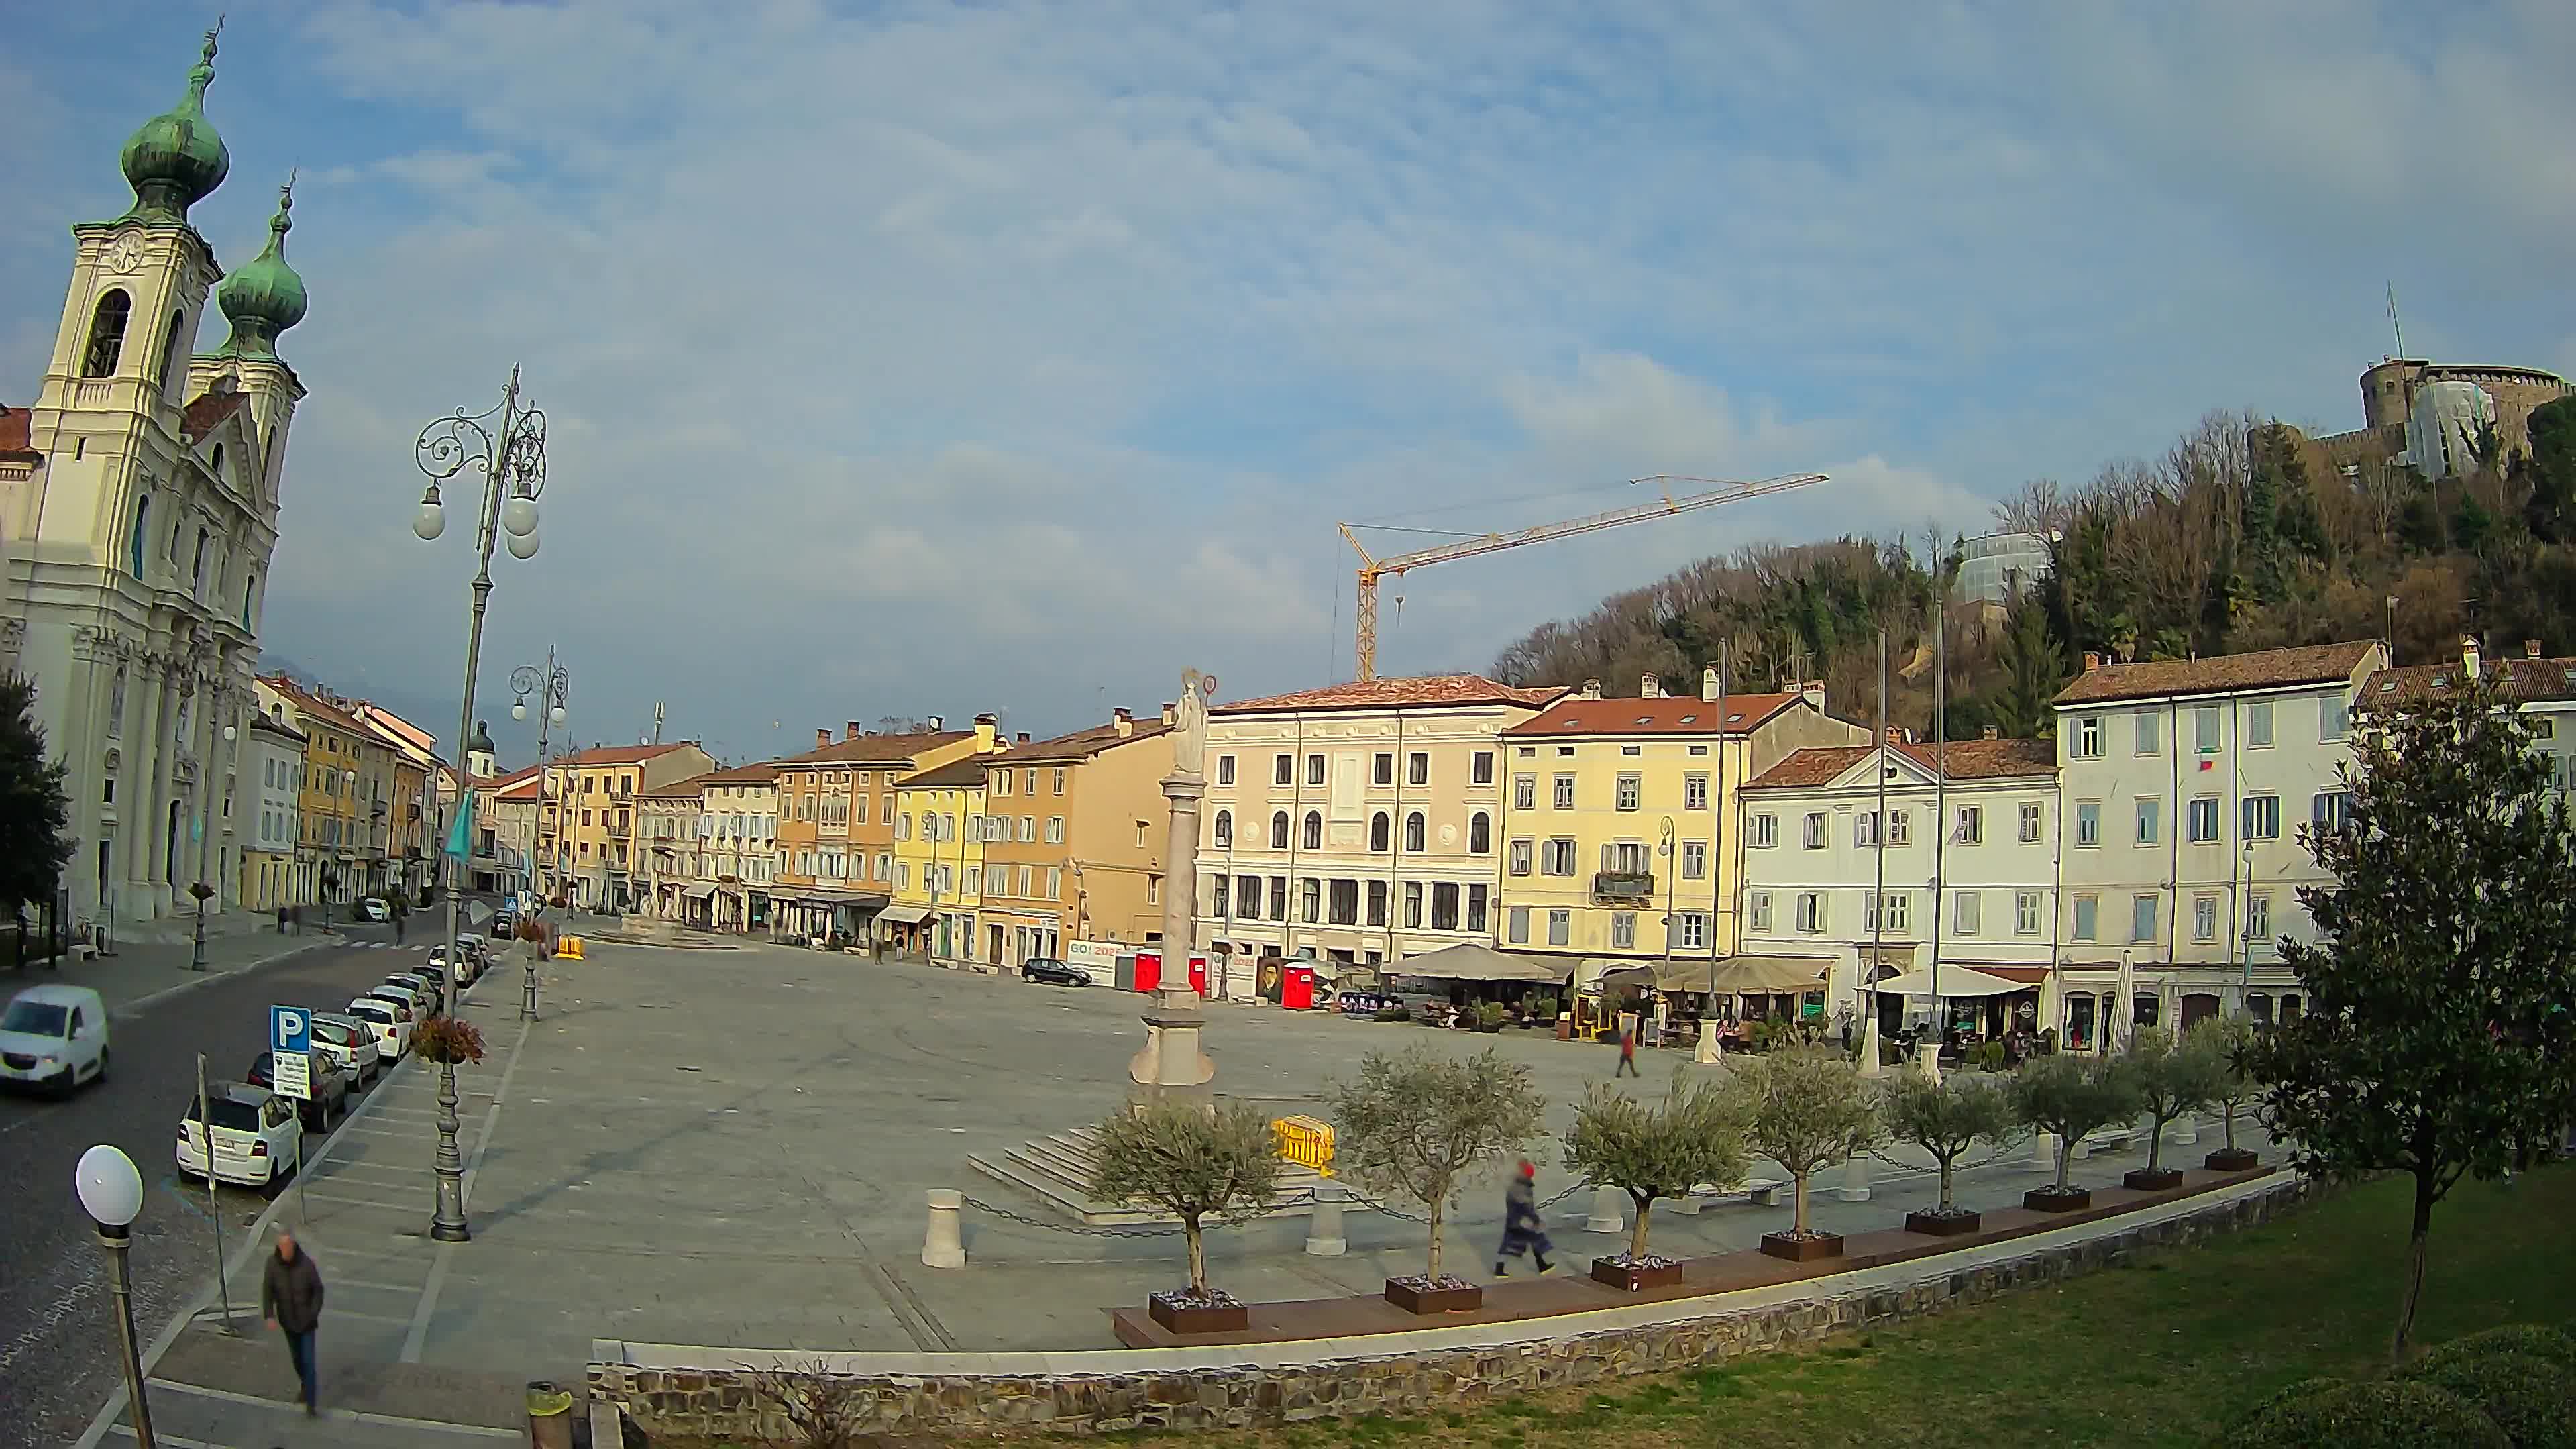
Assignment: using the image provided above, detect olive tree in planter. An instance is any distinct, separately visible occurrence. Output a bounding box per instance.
[2186,1017,2263,1171]
[1881,1072,2019,1236]
[1086,1099,1285,1334]
[1561,1069,1752,1290]
[2120,1026,2224,1190]
[2008,1051,2138,1212]
[412,1014,486,1242]
[1735,1046,1884,1262]
[1330,1046,1548,1313]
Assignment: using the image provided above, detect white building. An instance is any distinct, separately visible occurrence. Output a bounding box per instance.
[2051,640,2385,1045]
[1194,674,1564,981]
[0,26,308,928]
[240,711,303,909]
[1737,734,2062,1036]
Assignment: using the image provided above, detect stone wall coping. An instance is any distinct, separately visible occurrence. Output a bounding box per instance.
[599,1171,2296,1380]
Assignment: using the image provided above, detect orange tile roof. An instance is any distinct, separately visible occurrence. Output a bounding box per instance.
[637,777,708,799]
[1215,674,1566,716]
[1746,737,2058,790]
[259,676,364,735]
[900,758,992,789]
[694,763,780,786]
[991,718,1172,763]
[560,743,696,767]
[180,390,250,445]
[2054,641,2379,706]
[1503,692,1802,738]
[0,403,38,462]
[2365,654,2576,707]
[772,729,971,765]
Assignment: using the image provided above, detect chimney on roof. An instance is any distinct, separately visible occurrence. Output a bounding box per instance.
[816,728,832,749]
[846,721,862,741]
[1982,726,1999,740]
[2462,635,2481,682]
[1160,701,1177,727]
[1886,725,1905,744]
[2526,639,2543,660]
[1578,678,1601,700]
[1801,679,1825,714]
[2084,651,2102,671]
[973,712,998,751]
[926,715,943,731]
[1016,731,1031,745]
[1700,665,1720,702]
[1112,707,1133,737]
[1640,674,1663,698]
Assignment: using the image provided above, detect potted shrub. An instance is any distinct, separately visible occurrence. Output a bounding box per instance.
[1475,1002,1509,1033]
[2188,1018,2263,1171]
[1373,1001,1411,1022]
[1562,1069,1750,1290]
[2008,1052,2138,1212]
[1735,1047,1884,1261]
[1330,1046,1547,1313]
[1086,1099,1285,1334]
[2121,1026,2223,1190]
[1882,1072,2018,1236]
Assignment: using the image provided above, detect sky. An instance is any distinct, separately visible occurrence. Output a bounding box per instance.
[6,0,2573,765]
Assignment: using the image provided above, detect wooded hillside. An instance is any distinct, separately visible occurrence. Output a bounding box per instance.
[1489,398,2576,740]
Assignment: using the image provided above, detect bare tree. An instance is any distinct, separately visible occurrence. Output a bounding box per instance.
[741,1359,871,1449]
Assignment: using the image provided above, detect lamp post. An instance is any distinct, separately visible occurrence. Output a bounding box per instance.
[76,1144,155,1448]
[411,366,549,1245]
[185,723,239,971]
[510,653,569,906]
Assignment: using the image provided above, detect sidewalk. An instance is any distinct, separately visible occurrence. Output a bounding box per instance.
[15,924,353,1016]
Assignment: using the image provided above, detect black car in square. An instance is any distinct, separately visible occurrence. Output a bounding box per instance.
[1020,957,1090,987]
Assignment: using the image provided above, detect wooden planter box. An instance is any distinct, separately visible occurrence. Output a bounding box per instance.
[1383,1278,1483,1315]
[1904,1208,1982,1237]
[2123,1167,2186,1192]
[2204,1148,2261,1173]
[1589,1257,1684,1292]
[2023,1185,2092,1213]
[1147,1293,1248,1334]
[1758,1231,1845,1263]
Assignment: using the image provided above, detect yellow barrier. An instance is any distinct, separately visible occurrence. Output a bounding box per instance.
[1272,1114,1334,1176]
[553,935,585,960]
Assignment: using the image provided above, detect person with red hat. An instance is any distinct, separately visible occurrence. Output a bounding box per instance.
[1493,1160,1555,1277]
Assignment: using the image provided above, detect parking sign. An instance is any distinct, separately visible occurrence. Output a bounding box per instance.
[270,1006,312,1101]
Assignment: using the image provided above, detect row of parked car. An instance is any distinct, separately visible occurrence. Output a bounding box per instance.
[174,932,500,1193]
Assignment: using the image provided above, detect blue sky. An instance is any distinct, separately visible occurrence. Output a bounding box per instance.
[7,1,2573,763]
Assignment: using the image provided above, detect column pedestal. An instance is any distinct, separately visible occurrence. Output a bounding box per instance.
[1129,771,1214,1105]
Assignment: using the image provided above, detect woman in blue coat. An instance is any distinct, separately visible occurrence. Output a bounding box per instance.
[1494,1161,1556,1276]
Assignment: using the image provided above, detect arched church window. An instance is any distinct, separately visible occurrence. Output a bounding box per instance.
[83,290,131,377]
[128,493,150,580]
[109,668,128,737]
[192,528,210,596]
[160,311,186,398]
[242,572,256,629]
[211,443,225,480]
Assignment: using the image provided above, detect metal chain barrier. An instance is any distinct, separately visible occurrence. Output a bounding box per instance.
[959,1189,1328,1239]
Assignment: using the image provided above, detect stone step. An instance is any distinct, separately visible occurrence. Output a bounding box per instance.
[967,1140,1346,1228]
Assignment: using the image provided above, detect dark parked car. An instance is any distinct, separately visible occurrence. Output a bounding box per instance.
[244,1051,351,1131]
[1021,957,1090,987]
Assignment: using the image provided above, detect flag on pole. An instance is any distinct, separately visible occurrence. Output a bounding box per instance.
[445,790,474,859]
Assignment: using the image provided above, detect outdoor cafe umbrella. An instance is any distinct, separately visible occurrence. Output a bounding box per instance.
[2113,951,2135,1053]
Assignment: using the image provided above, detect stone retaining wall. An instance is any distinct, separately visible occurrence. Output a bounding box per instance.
[595,1176,2314,1442]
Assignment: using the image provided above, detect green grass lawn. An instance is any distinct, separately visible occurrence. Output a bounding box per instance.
[1114,1164,2575,1449]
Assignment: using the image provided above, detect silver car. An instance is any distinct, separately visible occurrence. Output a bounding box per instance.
[308,1013,382,1083]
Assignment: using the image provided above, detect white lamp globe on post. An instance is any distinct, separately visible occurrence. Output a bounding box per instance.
[413,484,447,542]
[500,488,539,539]
[512,700,528,721]
[504,527,540,561]
[76,1144,155,1448]
[549,702,566,726]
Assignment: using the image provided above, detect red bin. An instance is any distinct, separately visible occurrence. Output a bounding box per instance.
[1281,965,1316,1010]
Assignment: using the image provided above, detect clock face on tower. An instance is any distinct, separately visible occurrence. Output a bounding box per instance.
[105,231,145,275]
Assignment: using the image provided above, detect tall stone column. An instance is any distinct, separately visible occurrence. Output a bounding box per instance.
[1128,769,1215,1104]
[132,661,175,921]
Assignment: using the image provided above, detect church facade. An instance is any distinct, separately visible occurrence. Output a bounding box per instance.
[0,23,311,928]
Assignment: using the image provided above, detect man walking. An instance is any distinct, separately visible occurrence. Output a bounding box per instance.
[1614,1024,1640,1077]
[261,1230,325,1415]
[1493,1161,1556,1277]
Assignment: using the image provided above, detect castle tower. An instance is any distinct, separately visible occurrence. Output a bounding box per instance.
[3,22,311,929]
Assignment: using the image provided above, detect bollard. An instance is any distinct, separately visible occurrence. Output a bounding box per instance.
[1835,1153,1872,1203]
[1582,1183,1625,1234]
[1694,1018,1723,1065]
[922,1188,966,1269]
[2031,1130,2059,1172]
[525,1380,575,1449]
[1304,1181,1348,1256]
[2172,1112,2198,1146]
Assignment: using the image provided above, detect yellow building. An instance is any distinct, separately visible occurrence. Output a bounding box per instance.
[768,718,1005,945]
[885,714,1008,958]
[976,706,1175,970]
[1495,671,1866,981]
[538,742,716,911]
[256,677,367,905]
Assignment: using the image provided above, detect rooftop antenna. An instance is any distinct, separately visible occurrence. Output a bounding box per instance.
[651,700,665,745]
[2386,281,2404,361]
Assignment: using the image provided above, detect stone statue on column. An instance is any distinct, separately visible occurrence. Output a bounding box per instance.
[1129,668,1217,1104]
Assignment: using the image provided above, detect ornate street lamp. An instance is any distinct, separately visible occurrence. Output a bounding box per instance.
[411,366,549,1244]
[76,1145,155,1448]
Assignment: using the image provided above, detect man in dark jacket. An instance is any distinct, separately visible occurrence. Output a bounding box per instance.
[261,1230,325,1414]
[1493,1161,1556,1277]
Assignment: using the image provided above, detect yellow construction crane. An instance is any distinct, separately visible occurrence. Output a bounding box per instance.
[1338,472,1827,681]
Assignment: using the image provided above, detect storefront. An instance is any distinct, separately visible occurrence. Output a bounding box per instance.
[775,888,884,947]
[876,904,933,954]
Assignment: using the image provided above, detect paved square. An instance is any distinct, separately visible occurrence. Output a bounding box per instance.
[151,934,2271,1421]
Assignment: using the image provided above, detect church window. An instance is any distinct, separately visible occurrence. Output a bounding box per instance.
[242,572,256,629]
[160,311,186,398]
[109,669,127,737]
[83,290,131,377]
[128,493,150,579]
[192,528,209,596]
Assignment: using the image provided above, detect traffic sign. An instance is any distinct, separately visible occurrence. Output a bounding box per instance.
[270,1006,312,1101]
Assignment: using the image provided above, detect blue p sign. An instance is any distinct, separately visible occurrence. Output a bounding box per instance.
[272,1005,310,1056]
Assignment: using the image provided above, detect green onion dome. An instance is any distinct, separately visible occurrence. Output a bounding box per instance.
[119,23,230,224]
[214,182,307,360]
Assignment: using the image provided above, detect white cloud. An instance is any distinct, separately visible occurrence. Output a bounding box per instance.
[4,0,2570,751]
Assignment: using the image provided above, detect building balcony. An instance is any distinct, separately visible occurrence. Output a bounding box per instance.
[608,822,631,839]
[1591,871,1656,902]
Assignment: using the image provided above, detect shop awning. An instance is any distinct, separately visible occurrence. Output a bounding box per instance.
[1871,965,2023,998]
[1389,943,1576,984]
[1595,958,1726,992]
[1709,954,1835,994]
[876,904,934,926]
[682,884,717,900]
[789,888,886,907]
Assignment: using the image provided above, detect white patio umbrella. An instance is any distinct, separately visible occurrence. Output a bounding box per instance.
[2112,951,2135,1053]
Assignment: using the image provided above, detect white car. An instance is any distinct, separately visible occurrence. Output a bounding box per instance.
[0,984,110,1095]
[382,971,443,1016]
[343,998,412,1060]
[363,983,429,1022]
[359,898,392,922]
[307,1013,382,1083]
[176,1082,300,1189]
